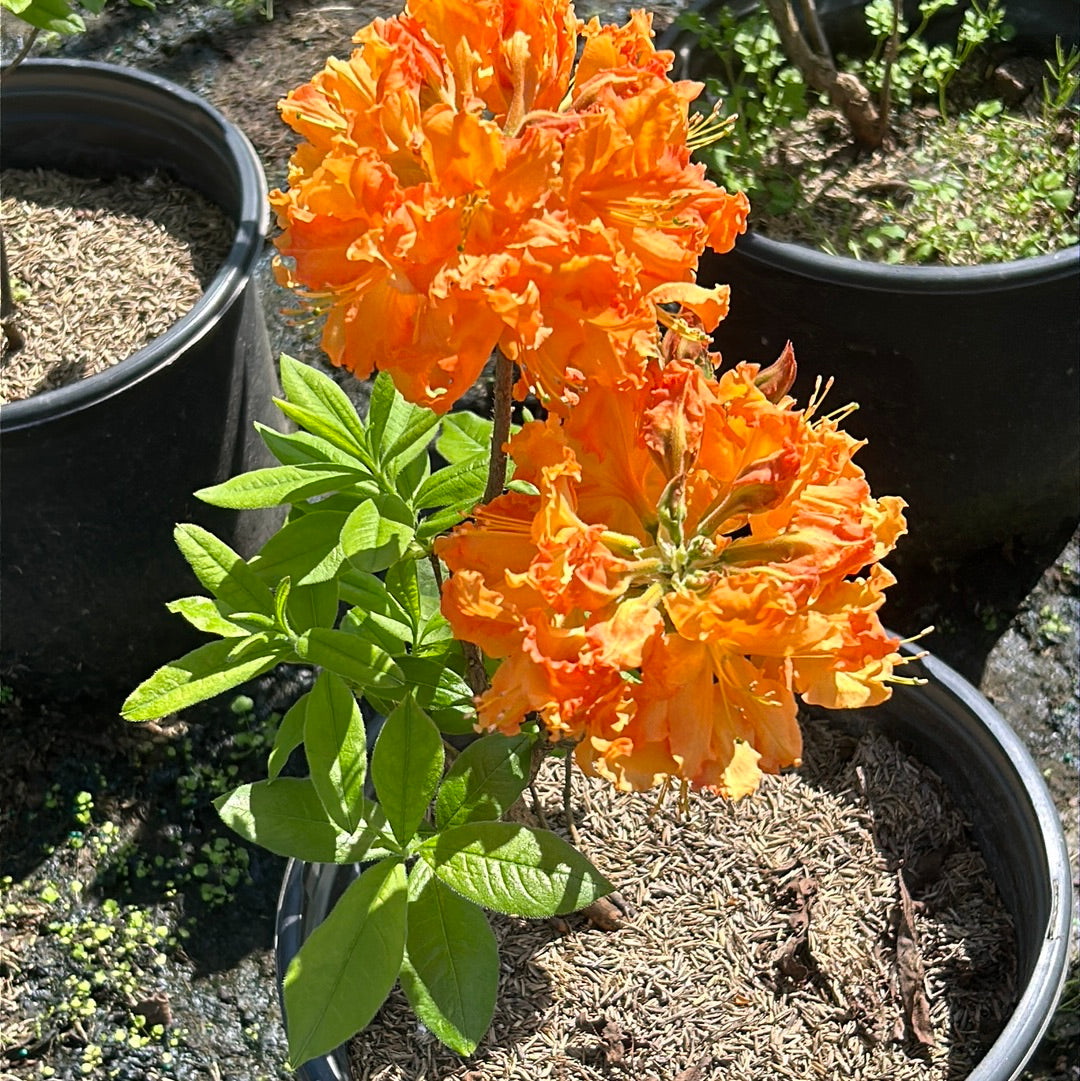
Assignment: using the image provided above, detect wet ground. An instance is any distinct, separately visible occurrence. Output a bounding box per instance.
[1,1,1077,1079]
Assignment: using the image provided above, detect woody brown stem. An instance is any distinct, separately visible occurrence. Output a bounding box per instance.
[483,347,514,505]
[462,641,489,698]
[878,0,902,133]
[460,348,515,699]
[797,0,832,63]
[762,0,886,149]
[1,27,39,81]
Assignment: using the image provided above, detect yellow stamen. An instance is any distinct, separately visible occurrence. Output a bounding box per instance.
[655,306,710,342]
[687,101,738,151]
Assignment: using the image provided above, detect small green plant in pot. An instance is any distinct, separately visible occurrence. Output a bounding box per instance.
[122,0,921,1068]
[676,0,1079,264]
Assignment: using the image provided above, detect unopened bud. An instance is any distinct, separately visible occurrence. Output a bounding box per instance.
[754,341,797,402]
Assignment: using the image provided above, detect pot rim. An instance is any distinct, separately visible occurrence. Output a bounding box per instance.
[0,58,269,429]
[915,649,1072,1081]
[273,645,1073,1081]
[724,230,1080,295]
[664,0,1080,295]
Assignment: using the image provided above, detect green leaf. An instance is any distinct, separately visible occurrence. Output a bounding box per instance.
[276,376,374,469]
[435,733,533,829]
[121,634,282,721]
[173,524,274,615]
[337,804,400,864]
[436,412,495,464]
[384,559,422,632]
[1048,189,1074,211]
[394,655,475,735]
[296,628,403,697]
[216,778,392,864]
[224,611,278,634]
[195,464,374,509]
[6,0,84,34]
[304,672,368,833]
[214,777,343,862]
[393,444,432,503]
[256,424,364,470]
[268,693,307,781]
[274,577,294,635]
[417,609,454,649]
[384,410,439,472]
[249,510,349,587]
[165,596,248,638]
[340,496,415,575]
[415,455,488,512]
[371,696,444,845]
[282,861,407,1068]
[337,576,412,653]
[400,861,497,1055]
[366,371,440,475]
[364,370,403,448]
[420,822,613,917]
[286,579,339,635]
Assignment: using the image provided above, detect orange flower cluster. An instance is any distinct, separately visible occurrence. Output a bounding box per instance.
[270,0,748,413]
[435,343,908,795]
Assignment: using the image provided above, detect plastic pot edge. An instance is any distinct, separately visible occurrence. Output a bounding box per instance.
[0,59,270,429]
[663,0,1080,294]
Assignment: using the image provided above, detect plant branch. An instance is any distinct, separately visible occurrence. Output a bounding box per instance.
[762,0,886,149]
[483,347,514,505]
[878,0,902,134]
[0,27,40,81]
[562,748,581,846]
[797,0,832,64]
[458,347,515,699]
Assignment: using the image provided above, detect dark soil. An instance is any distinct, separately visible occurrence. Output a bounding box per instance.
[0,2,1076,1080]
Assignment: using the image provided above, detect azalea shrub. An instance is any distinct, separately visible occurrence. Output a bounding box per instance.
[124,0,910,1069]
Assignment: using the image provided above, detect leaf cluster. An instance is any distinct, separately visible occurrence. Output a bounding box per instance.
[224,682,610,1066]
[123,356,495,729]
[846,102,1078,263]
[1,0,150,37]
[678,0,1078,263]
[122,357,612,1065]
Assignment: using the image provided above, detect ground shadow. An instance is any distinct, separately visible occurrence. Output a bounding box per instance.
[881,516,1078,683]
[0,665,310,974]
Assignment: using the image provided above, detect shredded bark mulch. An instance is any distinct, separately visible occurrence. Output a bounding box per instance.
[1,168,233,404]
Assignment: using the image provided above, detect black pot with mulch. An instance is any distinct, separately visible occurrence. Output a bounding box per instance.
[272,648,1072,1081]
[663,0,1080,567]
[0,60,282,706]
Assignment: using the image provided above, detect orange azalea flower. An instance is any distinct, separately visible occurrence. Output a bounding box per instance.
[270,0,748,412]
[436,340,908,796]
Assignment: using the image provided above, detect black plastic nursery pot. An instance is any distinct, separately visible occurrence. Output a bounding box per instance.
[664,1,1080,566]
[0,60,281,705]
[695,236,1080,567]
[273,648,1072,1081]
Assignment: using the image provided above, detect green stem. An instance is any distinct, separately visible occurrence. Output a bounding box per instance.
[1,229,25,355]
[563,749,580,846]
